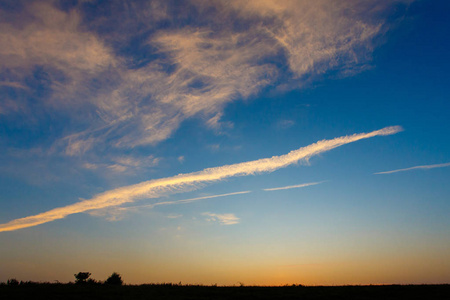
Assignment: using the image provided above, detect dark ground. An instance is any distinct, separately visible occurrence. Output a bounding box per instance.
[0,283,449,299]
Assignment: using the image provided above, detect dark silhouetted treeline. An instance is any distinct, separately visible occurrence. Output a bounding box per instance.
[1,280,449,300]
[72,271,123,285]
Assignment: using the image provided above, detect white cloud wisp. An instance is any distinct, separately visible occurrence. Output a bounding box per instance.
[374,162,450,175]
[263,181,325,192]
[203,212,240,225]
[0,126,402,232]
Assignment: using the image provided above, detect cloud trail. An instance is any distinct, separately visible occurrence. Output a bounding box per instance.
[0,126,402,232]
[89,191,251,221]
[374,162,450,175]
[263,181,325,191]
[119,191,251,211]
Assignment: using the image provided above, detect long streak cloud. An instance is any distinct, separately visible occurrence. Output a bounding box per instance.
[119,191,251,211]
[89,191,251,221]
[263,181,324,191]
[374,162,450,175]
[0,126,402,232]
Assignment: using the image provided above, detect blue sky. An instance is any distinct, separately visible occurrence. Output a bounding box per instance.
[0,0,449,285]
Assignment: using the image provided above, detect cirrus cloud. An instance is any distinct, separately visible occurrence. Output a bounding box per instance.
[0,0,407,161]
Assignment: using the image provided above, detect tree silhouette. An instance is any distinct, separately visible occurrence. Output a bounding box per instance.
[7,278,19,286]
[105,272,123,285]
[74,272,91,284]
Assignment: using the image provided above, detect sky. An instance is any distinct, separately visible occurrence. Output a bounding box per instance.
[0,0,449,286]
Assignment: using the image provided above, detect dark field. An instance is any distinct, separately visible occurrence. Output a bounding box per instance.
[1,284,449,300]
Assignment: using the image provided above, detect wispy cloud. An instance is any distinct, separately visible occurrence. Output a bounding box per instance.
[0,2,115,72]
[203,212,240,225]
[226,0,385,78]
[0,126,401,232]
[167,214,183,219]
[0,81,29,90]
[81,155,160,174]
[263,181,325,192]
[277,120,295,130]
[0,1,406,162]
[374,162,450,175]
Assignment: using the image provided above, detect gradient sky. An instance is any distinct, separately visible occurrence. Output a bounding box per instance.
[1,0,449,285]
